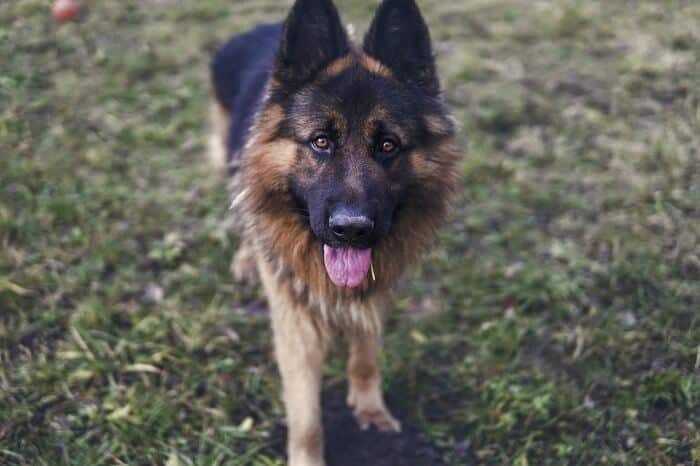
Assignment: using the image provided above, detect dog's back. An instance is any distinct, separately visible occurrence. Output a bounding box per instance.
[209,23,281,173]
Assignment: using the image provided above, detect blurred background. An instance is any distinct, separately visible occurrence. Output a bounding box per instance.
[1,0,699,465]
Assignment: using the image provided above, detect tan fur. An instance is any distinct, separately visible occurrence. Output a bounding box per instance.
[358,53,393,78]
[423,114,452,137]
[322,54,355,78]
[246,104,285,147]
[207,99,231,171]
[231,239,258,285]
[347,331,401,432]
[256,246,397,465]
[322,51,394,81]
[411,142,461,185]
[260,257,328,466]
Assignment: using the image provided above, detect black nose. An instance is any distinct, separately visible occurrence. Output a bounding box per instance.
[329,212,375,245]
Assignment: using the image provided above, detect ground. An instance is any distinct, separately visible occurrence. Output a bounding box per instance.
[1,0,699,465]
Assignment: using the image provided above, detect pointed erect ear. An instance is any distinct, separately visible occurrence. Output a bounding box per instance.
[274,0,349,87]
[363,0,439,96]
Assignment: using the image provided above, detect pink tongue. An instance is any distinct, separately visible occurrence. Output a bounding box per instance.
[323,245,372,288]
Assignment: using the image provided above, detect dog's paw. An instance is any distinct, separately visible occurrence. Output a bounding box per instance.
[230,245,259,285]
[347,390,401,432]
[352,406,401,432]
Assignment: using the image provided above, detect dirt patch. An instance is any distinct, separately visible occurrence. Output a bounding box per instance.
[268,392,463,466]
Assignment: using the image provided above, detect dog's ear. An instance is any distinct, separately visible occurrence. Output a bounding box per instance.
[363,0,439,96]
[274,0,349,87]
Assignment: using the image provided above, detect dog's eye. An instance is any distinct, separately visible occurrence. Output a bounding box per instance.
[376,137,399,159]
[380,139,397,153]
[311,135,332,153]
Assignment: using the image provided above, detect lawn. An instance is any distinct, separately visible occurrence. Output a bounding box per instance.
[1,0,699,465]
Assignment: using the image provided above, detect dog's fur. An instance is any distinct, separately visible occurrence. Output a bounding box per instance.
[209,1,459,464]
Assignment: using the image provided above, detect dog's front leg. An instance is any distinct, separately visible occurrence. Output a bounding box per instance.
[272,306,327,466]
[347,331,401,432]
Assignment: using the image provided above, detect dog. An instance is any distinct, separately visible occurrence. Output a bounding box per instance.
[209,0,460,464]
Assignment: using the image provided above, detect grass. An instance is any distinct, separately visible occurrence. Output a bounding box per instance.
[1,0,699,464]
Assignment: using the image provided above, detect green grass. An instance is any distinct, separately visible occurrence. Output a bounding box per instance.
[1,0,699,465]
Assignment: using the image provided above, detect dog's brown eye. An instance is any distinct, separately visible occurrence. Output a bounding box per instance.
[381,139,397,153]
[378,138,399,156]
[311,135,331,152]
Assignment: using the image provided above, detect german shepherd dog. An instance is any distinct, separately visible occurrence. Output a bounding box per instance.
[209,0,459,464]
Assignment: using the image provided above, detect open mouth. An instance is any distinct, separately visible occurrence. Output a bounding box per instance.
[323,245,372,288]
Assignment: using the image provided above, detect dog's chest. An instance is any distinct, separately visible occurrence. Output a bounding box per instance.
[257,251,385,335]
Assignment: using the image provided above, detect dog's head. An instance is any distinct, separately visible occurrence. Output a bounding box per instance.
[244,0,460,292]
